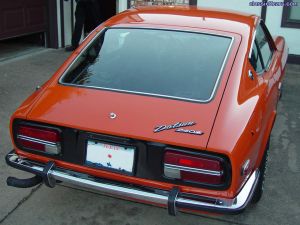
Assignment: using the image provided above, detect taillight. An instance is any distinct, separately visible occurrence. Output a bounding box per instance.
[16,125,61,155]
[164,151,225,185]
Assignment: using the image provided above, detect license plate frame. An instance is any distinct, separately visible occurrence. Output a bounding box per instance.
[85,140,136,175]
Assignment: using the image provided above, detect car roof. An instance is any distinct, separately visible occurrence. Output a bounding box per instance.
[106,6,259,37]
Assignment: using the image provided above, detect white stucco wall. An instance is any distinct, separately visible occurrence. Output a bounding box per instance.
[265,6,300,55]
[197,0,300,55]
[63,0,73,47]
[118,0,128,12]
[197,0,262,15]
[57,0,62,48]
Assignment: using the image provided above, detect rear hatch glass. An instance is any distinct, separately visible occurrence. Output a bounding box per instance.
[61,28,233,102]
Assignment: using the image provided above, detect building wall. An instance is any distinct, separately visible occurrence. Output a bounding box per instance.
[57,0,62,48]
[198,0,262,15]
[119,0,128,12]
[197,0,300,56]
[63,0,73,47]
[265,6,300,55]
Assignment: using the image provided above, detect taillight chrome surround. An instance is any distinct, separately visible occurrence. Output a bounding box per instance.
[14,121,62,155]
[163,148,231,188]
[164,164,223,178]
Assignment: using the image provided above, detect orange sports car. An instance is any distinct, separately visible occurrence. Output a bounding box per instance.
[6,6,288,215]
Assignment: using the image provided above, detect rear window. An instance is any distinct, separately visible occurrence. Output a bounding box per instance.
[61,28,232,102]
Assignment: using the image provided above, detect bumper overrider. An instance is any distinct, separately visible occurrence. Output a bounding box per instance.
[6,150,259,215]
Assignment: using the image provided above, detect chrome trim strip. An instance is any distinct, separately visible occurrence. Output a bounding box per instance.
[164,164,223,176]
[58,27,235,103]
[17,135,57,147]
[248,30,257,59]
[208,35,234,102]
[6,153,259,213]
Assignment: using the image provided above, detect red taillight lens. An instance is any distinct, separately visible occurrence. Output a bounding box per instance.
[165,152,222,171]
[164,151,225,185]
[16,125,61,155]
[18,126,60,143]
[18,139,45,151]
[180,171,223,184]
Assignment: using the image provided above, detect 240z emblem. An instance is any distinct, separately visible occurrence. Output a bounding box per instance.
[154,121,204,136]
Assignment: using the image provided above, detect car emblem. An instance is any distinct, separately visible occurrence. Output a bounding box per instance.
[110,112,117,119]
[154,121,204,135]
[175,128,204,136]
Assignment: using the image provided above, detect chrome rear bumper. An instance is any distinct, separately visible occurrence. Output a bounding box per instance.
[6,151,259,215]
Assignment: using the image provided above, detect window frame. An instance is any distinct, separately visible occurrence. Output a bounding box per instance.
[249,21,276,74]
[281,0,300,29]
[250,40,265,75]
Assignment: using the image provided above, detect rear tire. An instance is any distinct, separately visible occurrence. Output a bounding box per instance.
[251,138,270,204]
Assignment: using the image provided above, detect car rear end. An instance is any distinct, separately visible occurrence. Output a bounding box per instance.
[7,120,258,215]
[5,11,259,215]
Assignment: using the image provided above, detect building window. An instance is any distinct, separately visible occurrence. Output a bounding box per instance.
[281,0,300,28]
[128,0,197,8]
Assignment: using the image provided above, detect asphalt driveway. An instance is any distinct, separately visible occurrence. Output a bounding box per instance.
[0,49,299,225]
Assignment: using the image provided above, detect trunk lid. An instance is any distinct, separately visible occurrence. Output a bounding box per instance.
[27,85,223,150]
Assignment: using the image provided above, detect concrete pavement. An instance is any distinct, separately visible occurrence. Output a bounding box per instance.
[0,49,70,222]
[0,49,299,225]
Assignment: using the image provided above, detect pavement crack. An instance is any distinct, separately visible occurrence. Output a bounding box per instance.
[0,184,42,224]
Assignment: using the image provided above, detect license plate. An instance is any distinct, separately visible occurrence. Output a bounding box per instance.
[86,140,135,174]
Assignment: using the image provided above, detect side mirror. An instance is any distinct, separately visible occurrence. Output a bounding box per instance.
[273,36,285,52]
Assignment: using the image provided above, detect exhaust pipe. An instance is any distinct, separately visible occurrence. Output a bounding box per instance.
[7,175,43,188]
[6,151,56,188]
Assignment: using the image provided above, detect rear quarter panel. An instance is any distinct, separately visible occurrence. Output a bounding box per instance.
[208,33,287,196]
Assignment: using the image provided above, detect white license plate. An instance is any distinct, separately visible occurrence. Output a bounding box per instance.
[86,140,135,174]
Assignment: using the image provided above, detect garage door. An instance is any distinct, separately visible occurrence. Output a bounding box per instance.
[0,0,47,40]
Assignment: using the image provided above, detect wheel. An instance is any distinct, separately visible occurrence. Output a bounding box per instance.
[251,138,270,204]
